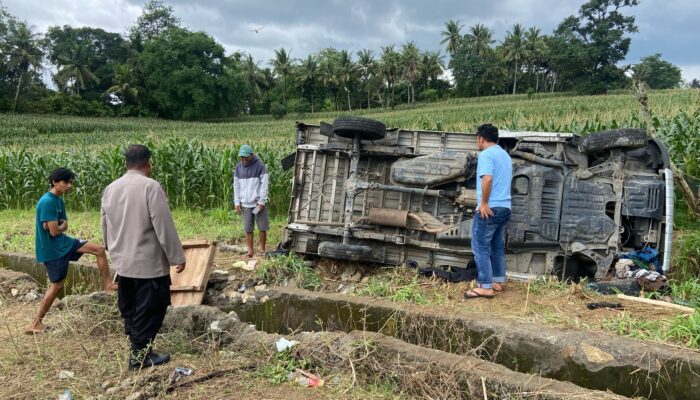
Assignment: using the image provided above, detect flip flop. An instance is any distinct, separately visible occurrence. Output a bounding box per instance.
[25,325,53,335]
[464,290,494,300]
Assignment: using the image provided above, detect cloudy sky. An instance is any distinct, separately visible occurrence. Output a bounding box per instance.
[4,0,699,81]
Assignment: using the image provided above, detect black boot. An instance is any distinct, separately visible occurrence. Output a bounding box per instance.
[128,344,171,370]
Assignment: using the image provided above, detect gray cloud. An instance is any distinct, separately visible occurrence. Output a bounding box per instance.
[4,0,699,80]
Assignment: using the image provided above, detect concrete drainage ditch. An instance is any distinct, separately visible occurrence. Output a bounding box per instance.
[214,287,700,400]
[2,252,699,399]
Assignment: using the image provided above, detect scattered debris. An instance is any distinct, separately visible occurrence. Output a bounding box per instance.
[168,367,194,385]
[58,389,73,400]
[586,302,624,310]
[232,260,255,271]
[288,369,324,387]
[275,338,299,352]
[58,371,75,380]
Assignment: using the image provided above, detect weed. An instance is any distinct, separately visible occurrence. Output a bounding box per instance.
[255,349,310,384]
[356,268,428,304]
[671,231,700,282]
[526,276,568,295]
[258,254,322,290]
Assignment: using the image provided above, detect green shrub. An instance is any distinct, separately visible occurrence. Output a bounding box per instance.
[270,102,287,120]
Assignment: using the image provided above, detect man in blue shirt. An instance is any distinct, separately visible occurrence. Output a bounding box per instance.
[465,124,512,299]
[26,168,117,334]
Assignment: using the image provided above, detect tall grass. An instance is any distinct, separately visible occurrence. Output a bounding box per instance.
[0,139,294,216]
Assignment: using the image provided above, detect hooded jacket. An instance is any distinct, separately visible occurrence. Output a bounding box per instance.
[233,155,269,208]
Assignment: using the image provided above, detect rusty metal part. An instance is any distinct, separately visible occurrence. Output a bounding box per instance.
[408,213,448,233]
[368,208,409,228]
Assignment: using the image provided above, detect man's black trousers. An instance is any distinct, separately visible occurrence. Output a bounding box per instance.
[117,275,171,350]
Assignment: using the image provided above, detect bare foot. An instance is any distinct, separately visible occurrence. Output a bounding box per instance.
[258,249,266,256]
[25,323,48,335]
[493,283,504,293]
[245,252,254,259]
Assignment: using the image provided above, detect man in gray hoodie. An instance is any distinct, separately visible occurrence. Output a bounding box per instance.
[233,144,269,258]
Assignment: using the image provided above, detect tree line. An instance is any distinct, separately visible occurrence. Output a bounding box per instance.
[0,0,692,121]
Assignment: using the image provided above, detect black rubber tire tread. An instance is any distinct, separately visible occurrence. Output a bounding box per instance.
[332,116,386,141]
[578,128,648,154]
[318,241,373,261]
[280,152,296,172]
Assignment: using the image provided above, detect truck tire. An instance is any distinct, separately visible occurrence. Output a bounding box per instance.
[578,129,648,154]
[318,241,373,261]
[332,116,386,141]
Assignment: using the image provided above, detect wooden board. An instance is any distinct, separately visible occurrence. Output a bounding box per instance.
[170,240,217,307]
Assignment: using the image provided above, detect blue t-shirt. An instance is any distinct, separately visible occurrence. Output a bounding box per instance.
[35,192,74,263]
[476,144,512,209]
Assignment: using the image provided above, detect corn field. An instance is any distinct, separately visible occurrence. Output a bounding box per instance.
[0,89,698,216]
[0,140,295,215]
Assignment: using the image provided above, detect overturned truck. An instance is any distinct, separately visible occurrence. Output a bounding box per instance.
[282,117,673,280]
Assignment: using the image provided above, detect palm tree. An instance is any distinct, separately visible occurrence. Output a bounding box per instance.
[244,54,264,113]
[357,49,376,110]
[270,47,293,105]
[466,24,494,57]
[502,23,527,95]
[337,50,357,111]
[419,50,445,90]
[296,55,318,112]
[401,41,420,104]
[318,49,339,110]
[7,22,43,112]
[106,64,139,110]
[380,45,400,109]
[55,45,99,96]
[524,27,546,92]
[259,68,275,107]
[440,19,464,54]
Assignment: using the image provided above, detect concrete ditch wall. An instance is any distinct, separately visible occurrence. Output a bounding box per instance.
[228,287,700,400]
[0,252,105,296]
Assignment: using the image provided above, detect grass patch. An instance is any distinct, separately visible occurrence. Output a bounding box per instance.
[602,311,700,349]
[671,230,700,282]
[0,208,287,255]
[356,268,429,305]
[258,254,322,290]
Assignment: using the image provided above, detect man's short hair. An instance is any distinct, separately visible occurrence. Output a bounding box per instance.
[476,124,499,143]
[49,168,75,187]
[124,144,151,168]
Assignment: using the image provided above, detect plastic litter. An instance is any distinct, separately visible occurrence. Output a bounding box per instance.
[58,389,73,400]
[288,369,324,387]
[275,338,299,352]
[232,260,256,271]
[168,367,194,385]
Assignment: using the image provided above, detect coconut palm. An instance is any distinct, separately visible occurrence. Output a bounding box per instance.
[106,64,139,110]
[357,48,377,110]
[7,21,43,112]
[54,44,99,96]
[401,41,421,104]
[419,50,445,90]
[466,23,494,57]
[270,47,293,105]
[296,55,318,112]
[337,50,357,111]
[524,27,547,92]
[440,19,464,54]
[502,23,527,95]
[380,45,400,109]
[243,54,264,112]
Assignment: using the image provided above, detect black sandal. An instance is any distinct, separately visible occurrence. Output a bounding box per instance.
[464,290,495,300]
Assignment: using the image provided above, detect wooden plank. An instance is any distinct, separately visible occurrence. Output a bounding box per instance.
[616,294,696,313]
[170,241,217,306]
[170,285,201,292]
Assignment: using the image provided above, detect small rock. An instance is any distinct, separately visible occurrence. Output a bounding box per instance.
[241,293,251,304]
[348,271,362,283]
[360,276,370,284]
[105,387,118,396]
[101,380,114,390]
[11,288,19,297]
[340,285,353,295]
[212,269,229,276]
[58,370,75,380]
[260,295,270,303]
[120,378,133,389]
[226,291,242,301]
[255,284,267,291]
[23,290,39,302]
[304,260,317,267]
[209,320,222,333]
[125,392,143,400]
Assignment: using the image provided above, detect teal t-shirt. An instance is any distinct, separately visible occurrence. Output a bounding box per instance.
[35,192,74,262]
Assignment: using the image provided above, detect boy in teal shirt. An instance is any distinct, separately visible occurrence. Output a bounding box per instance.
[27,168,116,334]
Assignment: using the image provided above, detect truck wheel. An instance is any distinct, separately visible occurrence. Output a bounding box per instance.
[332,116,386,141]
[578,129,648,154]
[318,241,373,261]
